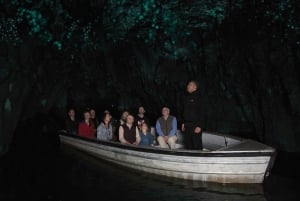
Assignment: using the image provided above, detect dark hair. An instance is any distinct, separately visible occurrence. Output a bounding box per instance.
[121,110,130,115]
[83,110,90,114]
[68,108,76,112]
[101,112,111,124]
[141,121,148,127]
[162,106,170,110]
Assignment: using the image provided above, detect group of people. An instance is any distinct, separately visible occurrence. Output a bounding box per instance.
[64,106,154,146]
[64,80,205,150]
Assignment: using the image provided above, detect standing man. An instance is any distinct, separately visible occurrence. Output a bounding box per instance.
[156,107,178,149]
[181,80,206,150]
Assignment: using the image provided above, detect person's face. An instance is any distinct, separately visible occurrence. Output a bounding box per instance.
[122,111,129,120]
[68,109,75,117]
[141,123,148,132]
[138,106,145,114]
[187,81,197,93]
[126,115,134,124]
[90,109,96,117]
[162,107,169,116]
[104,113,111,122]
[84,112,91,120]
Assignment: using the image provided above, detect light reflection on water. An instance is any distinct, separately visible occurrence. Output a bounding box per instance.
[59,145,267,201]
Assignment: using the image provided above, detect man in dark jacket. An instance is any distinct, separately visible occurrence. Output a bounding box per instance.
[181,80,206,150]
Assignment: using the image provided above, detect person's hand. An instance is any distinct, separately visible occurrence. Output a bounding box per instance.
[181,124,185,132]
[163,136,169,142]
[194,127,202,134]
[133,141,139,145]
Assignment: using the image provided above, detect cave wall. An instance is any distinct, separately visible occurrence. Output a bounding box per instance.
[0,0,300,154]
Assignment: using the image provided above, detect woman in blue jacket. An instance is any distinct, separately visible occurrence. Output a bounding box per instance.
[139,122,154,147]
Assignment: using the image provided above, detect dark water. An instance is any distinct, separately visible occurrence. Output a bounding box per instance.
[1,131,300,201]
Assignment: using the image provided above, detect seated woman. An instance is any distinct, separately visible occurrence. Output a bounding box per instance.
[139,122,154,147]
[118,114,140,145]
[78,110,96,138]
[96,112,113,141]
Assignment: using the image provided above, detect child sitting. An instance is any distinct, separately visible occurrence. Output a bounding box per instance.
[139,122,154,147]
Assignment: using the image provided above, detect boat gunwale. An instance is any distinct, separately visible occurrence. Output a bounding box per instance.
[58,132,276,157]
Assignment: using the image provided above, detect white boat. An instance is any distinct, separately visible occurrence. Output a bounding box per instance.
[58,129,276,184]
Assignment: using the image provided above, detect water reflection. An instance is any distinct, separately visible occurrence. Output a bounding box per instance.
[59,145,267,201]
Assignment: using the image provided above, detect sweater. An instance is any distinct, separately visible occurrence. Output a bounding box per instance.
[96,122,113,141]
[155,115,177,137]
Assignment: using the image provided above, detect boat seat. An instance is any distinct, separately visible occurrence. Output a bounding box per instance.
[152,143,184,149]
[175,143,184,149]
[150,127,184,149]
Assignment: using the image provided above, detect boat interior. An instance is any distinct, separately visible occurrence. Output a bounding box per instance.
[59,127,273,153]
[149,127,272,152]
[150,127,242,151]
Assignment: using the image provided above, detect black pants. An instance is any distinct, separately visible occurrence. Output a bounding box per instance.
[184,123,203,150]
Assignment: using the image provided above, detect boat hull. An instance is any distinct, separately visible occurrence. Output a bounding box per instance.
[59,134,276,184]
